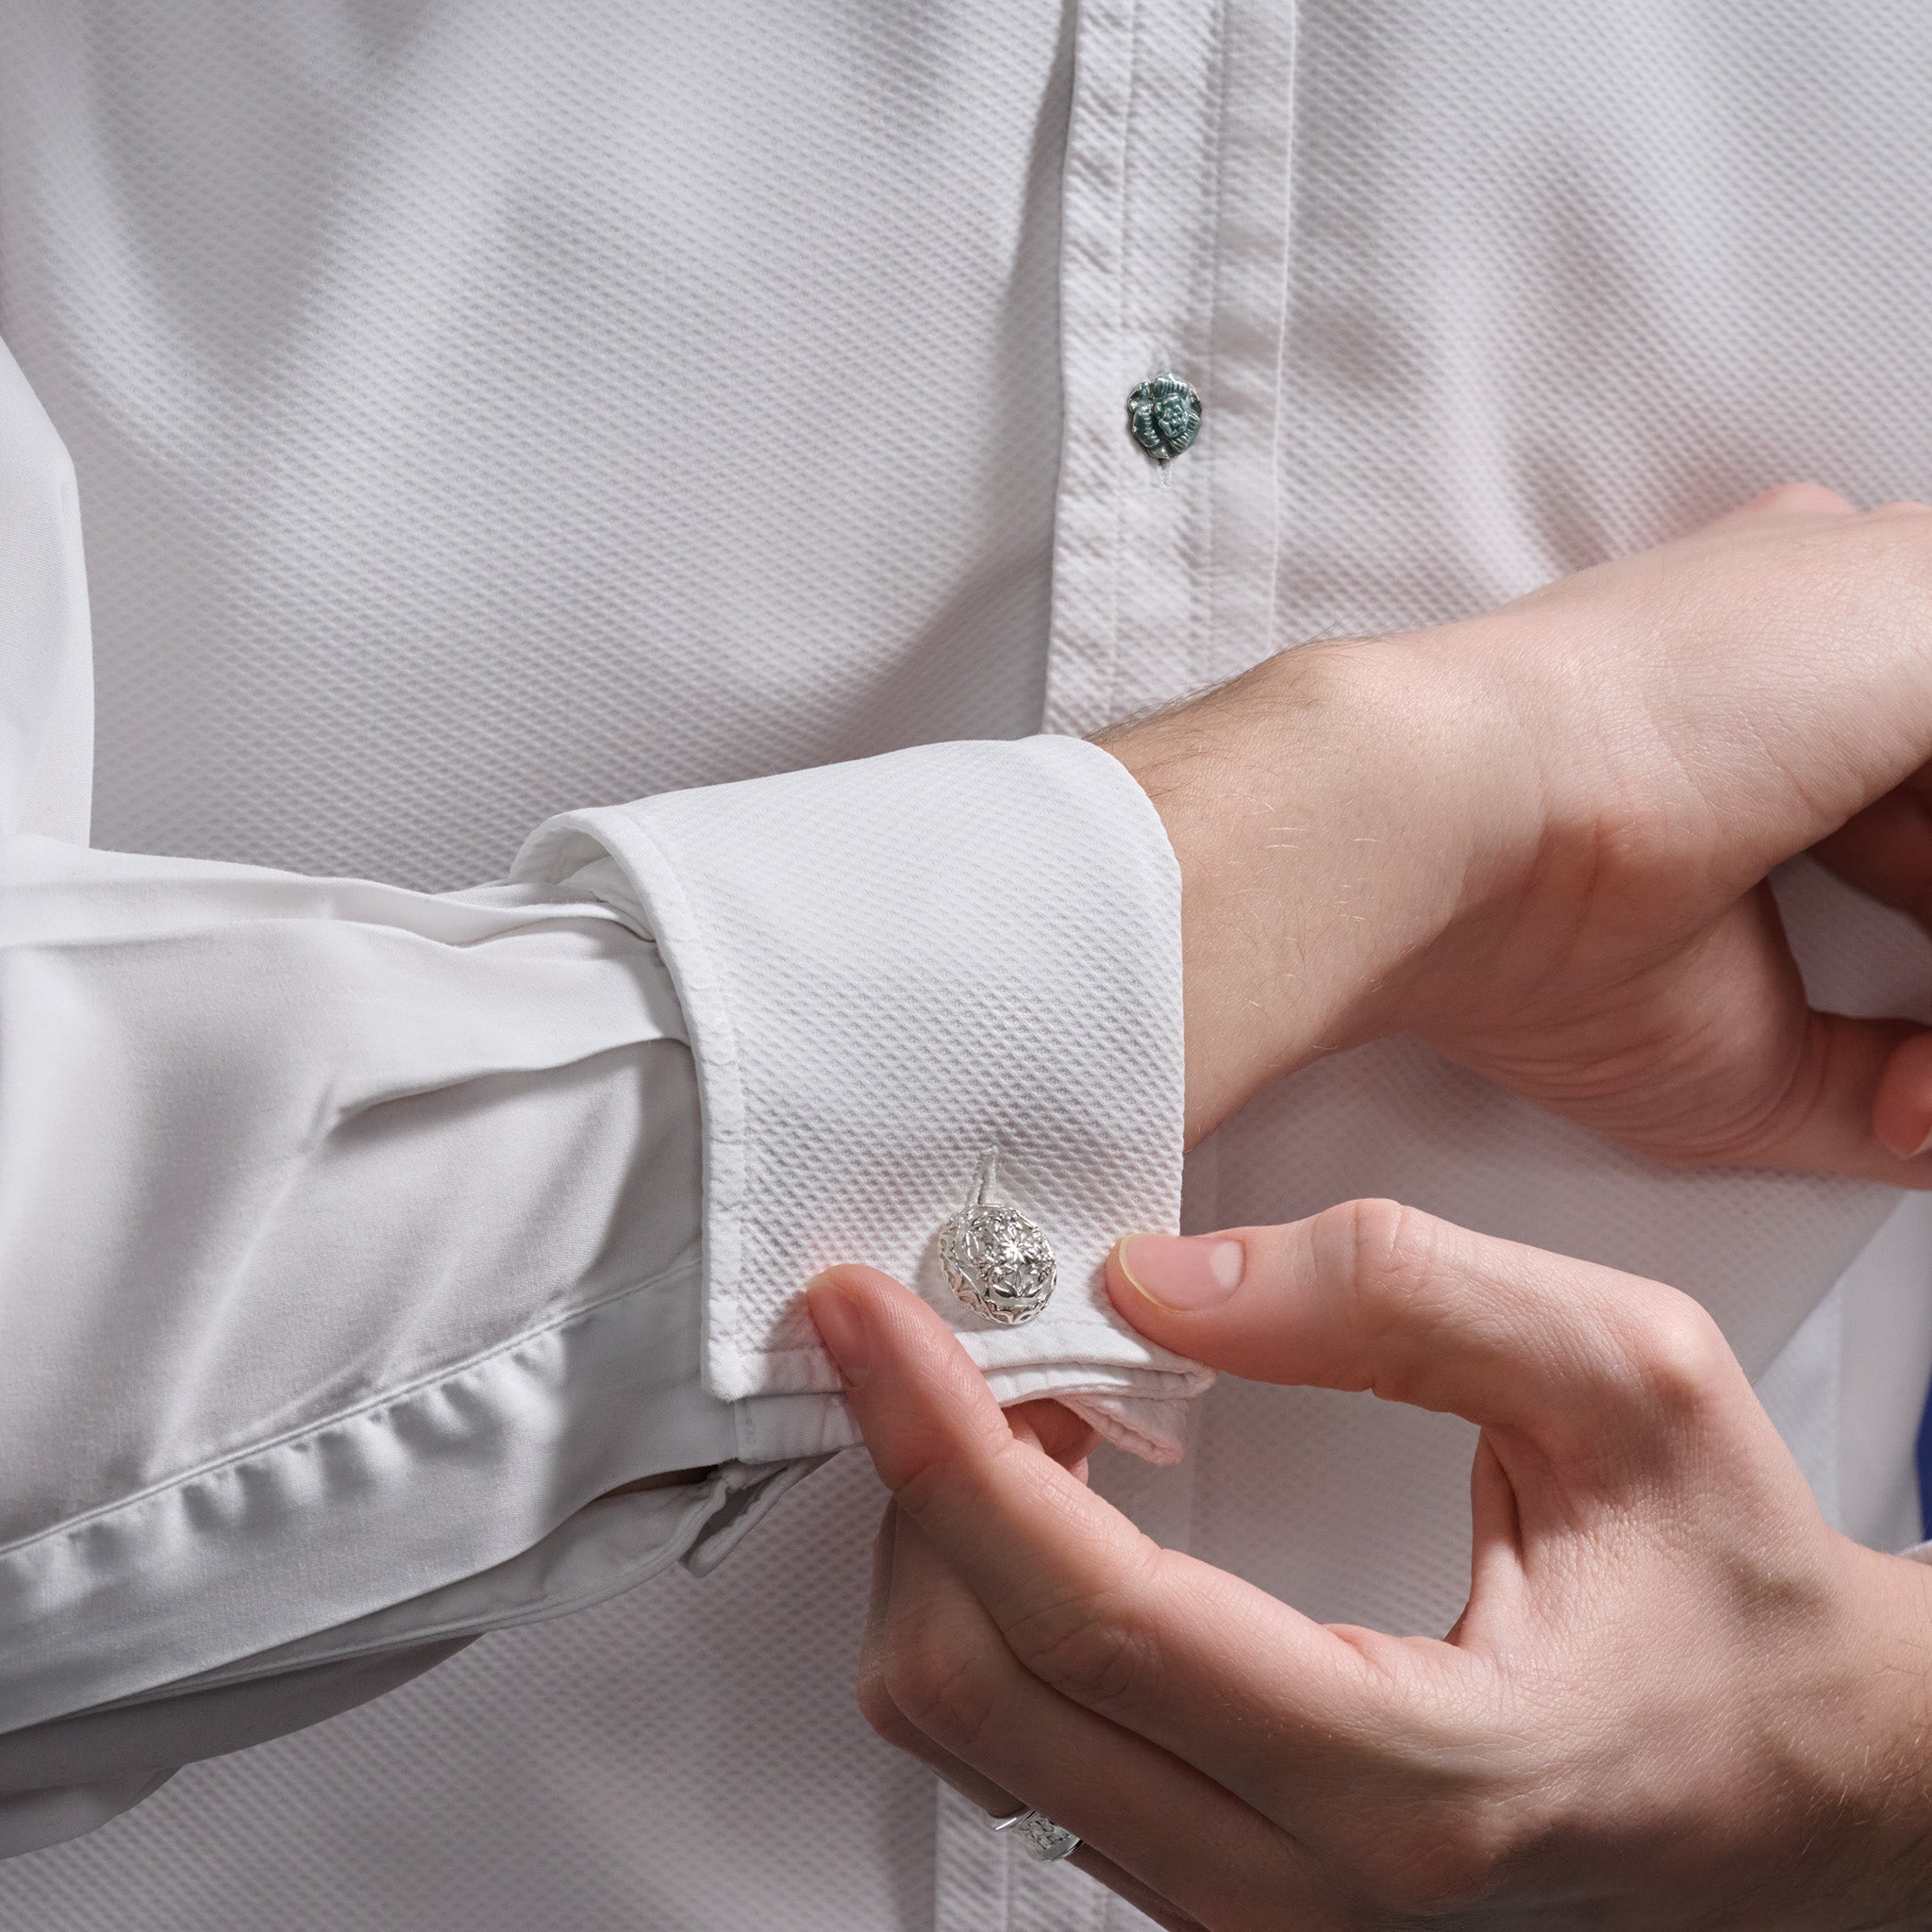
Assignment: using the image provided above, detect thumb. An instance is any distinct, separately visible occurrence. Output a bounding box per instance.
[1107,1203,1763,1470]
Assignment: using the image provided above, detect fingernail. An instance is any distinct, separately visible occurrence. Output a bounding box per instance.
[1115,1233,1245,1310]
[1881,1121,1932,1160]
[806,1274,872,1384]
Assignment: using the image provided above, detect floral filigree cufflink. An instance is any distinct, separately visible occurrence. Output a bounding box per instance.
[939,1149,1056,1326]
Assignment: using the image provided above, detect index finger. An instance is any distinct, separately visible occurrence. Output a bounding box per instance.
[805,1264,1424,1818]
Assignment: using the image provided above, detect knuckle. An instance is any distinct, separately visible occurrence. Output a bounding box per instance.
[855,1662,925,1757]
[1611,1290,1728,1417]
[1311,1199,1453,1400]
[1314,1197,1442,1313]
[891,1456,968,1525]
[858,1638,931,1761]
[877,1612,1002,1754]
[1005,1577,1158,1709]
[1851,502,1932,591]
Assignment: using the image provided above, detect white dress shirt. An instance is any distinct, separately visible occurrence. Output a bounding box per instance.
[3,4,1932,1927]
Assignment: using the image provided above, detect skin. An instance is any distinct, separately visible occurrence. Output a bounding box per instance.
[1121,484,1932,1165]
[807,485,1932,1917]
[808,1231,1932,1928]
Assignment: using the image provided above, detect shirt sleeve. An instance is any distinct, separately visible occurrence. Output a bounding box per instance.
[0,338,1201,1849]
[0,841,745,1731]
[0,736,1202,1857]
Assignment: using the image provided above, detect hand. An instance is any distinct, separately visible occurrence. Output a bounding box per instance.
[1109,485,1932,1177]
[807,1220,1932,1931]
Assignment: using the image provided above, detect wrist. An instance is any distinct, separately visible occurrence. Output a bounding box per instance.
[1104,636,1537,1142]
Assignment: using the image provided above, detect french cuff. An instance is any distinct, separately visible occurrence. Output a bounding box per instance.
[515,737,1209,1462]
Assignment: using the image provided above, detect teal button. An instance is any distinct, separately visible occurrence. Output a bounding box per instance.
[1126,374,1201,463]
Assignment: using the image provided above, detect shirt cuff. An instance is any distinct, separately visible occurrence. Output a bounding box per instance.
[514,736,1210,1461]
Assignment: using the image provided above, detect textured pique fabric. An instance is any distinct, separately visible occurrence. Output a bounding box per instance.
[3,2,1932,1929]
[516,738,1198,1452]
[0,1,1071,890]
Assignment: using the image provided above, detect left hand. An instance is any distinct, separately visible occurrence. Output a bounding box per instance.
[807,1212,1932,1929]
[1108,488,1932,1174]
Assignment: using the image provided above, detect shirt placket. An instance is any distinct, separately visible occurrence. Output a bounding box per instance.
[1044,0,1298,739]
[931,1,1299,1928]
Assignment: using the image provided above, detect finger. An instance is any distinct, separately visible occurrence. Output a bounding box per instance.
[1631,883,1932,1187]
[859,1537,1206,1932]
[1498,883,1932,1187]
[859,1548,1200,1932]
[1003,1398,1100,1473]
[857,1505,1030,1818]
[1699,998,1932,1185]
[861,1523,1218,1932]
[808,1266,1419,1813]
[871,1505,1331,1928]
[1874,1031,1932,1160]
[1772,1009,1932,1181]
[1062,1849,1209,1932]
[1814,763,1932,928]
[1805,775,1932,1161]
[1676,884,1932,1182]
[864,1500,894,1655]
[1105,1202,1772,1477]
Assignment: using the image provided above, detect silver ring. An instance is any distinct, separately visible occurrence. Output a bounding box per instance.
[987,1807,1081,1863]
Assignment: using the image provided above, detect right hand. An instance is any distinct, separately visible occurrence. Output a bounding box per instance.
[1108,484,1932,1183]
[812,1206,1932,1931]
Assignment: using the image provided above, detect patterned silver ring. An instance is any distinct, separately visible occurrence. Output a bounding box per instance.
[988,1807,1081,1863]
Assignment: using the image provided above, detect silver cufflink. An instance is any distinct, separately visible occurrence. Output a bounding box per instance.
[939,1149,1056,1326]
